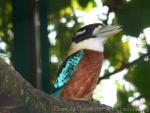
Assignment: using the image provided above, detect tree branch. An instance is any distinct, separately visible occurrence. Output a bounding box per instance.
[121,95,142,108]
[0,58,121,113]
[130,96,142,104]
[98,52,150,82]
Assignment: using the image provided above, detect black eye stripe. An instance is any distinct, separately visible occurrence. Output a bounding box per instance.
[72,23,104,43]
[77,23,104,32]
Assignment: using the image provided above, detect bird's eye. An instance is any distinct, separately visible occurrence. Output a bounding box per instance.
[75,29,86,37]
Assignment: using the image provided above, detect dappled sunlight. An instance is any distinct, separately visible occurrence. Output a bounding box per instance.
[0,40,7,50]
[93,80,117,106]
[51,54,59,63]
[107,12,115,25]
[126,0,131,2]
[127,35,139,62]
[144,27,150,45]
[66,20,75,28]
[75,0,109,24]
[0,39,10,64]
[48,31,57,46]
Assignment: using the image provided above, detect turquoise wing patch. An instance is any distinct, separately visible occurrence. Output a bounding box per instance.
[54,50,84,89]
[51,87,64,96]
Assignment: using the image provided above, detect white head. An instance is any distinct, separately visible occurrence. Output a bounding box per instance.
[68,23,122,55]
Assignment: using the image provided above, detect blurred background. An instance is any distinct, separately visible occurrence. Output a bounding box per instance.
[0,0,150,112]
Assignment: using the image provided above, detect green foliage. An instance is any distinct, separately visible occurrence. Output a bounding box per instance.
[104,0,150,36]
[49,0,71,14]
[126,59,150,105]
[0,0,13,52]
[77,0,91,7]
[40,0,150,111]
[115,90,139,113]
[77,0,96,8]
[114,83,139,113]
[104,33,130,68]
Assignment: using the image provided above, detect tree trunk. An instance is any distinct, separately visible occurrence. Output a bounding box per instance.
[0,58,121,113]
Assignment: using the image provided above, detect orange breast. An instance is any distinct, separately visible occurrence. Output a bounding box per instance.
[61,49,103,100]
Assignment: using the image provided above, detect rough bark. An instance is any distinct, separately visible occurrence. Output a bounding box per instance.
[0,58,121,113]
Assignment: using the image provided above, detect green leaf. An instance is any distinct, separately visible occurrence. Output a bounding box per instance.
[104,0,150,36]
[49,0,71,14]
[104,33,130,68]
[125,59,150,105]
[77,0,91,7]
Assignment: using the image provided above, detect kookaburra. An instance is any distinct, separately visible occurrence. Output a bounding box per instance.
[52,23,122,100]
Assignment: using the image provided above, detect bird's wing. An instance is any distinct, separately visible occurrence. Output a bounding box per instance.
[60,50,104,99]
[53,50,84,90]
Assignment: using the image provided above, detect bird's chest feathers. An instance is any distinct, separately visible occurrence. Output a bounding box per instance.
[76,49,103,75]
[61,49,103,98]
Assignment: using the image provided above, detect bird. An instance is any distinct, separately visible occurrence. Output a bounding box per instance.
[52,23,122,100]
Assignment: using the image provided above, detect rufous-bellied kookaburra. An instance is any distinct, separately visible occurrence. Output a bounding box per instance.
[52,23,121,100]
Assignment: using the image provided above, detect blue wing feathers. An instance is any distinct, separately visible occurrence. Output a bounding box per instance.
[54,50,84,89]
[51,87,64,96]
